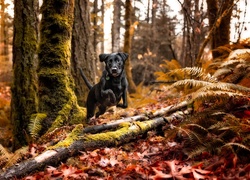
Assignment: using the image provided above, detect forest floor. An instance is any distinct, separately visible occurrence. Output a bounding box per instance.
[0,83,250,180]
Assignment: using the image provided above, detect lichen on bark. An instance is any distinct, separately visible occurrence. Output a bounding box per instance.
[37,0,86,135]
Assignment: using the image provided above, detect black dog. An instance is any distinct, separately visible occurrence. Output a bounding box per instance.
[80,52,128,121]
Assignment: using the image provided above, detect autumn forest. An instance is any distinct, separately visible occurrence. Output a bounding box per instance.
[0,0,250,179]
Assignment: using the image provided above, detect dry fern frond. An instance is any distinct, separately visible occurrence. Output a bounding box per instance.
[208,121,227,131]
[222,143,250,152]
[220,59,246,68]
[187,145,207,159]
[166,67,217,82]
[177,126,204,145]
[170,79,212,93]
[213,68,232,78]
[160,59,182,71]
[198,82,250,94]
[29,113,47,140]
[0,144,12,168]
[192,91,245,102]
[185,123,209,133]
[4,147,28,168]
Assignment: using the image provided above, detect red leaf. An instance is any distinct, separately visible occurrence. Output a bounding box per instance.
[150,167,173,179]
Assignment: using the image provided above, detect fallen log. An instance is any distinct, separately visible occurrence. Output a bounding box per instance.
[0,102,191,179]
[83,100,189,134]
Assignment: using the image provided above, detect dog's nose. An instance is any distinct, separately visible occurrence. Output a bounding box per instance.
[112,68,117,73]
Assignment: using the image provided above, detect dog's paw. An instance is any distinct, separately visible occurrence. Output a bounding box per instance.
[105,89,116,103]
[117,104,127,108]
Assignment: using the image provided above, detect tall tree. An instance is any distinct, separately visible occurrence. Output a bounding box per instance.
[71,0,96,106]
[151,0,157,41]
[0,0,8,56]
[92,0,98,52]
[11,0,39,150]
[38,0,85,135]
[112,0,121,52]
[123,0,136,93]
[100,0,105,53]
[182,0,193,67]
[207,0,234,58]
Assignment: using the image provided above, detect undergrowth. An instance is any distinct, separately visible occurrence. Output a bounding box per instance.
[155,49,250,163]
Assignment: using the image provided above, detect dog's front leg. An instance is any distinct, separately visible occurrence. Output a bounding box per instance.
[101,89,116,104]
[117,90,128,108]
[100,77,116,103]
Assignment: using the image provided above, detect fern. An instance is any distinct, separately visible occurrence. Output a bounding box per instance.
[171,79,212,91]
[155,67,217,83]
[222,142,250,152]
[213,68,232,78]
[154,50,250,161]
[185,123,209,133]
[198,82,250,94]
[192,91,245,102]
[187,145,207,159]
[159,59,182,71]
[29,113,47,139]
[220,59,246,68]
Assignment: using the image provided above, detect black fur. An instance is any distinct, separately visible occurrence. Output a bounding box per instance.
[80,52,128,121]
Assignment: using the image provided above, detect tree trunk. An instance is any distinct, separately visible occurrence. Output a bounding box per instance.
[207,0,234,58]
[101,0,105,53]
[38,0,86,134]
[11,0,39,150]
[92,0,98,52]
[196,0,235,64]
[112,0,121,52]
[0,0,8,56]
[71,0,96,106]
[183,0,193,67]
[123,0,137,94]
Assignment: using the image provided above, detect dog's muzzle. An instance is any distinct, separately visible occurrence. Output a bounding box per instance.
[111,68,119,77]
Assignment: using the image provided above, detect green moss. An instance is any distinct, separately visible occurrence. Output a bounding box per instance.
[82,123,131,145]
[70,106,87,125]
[37,0,87,137]
[51,124,84,148]
[47,100,72,132]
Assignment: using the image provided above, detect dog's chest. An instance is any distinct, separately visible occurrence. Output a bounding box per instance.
[105,78,123,96]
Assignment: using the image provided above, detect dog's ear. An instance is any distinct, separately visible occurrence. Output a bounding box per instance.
[99,53,109,62]
[118,52,129,61]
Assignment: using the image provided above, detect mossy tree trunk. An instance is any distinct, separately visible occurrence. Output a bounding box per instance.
[207,0,234,58]
[123,0,137,94]
[11,0,39,150]
[71,0,96,106]
[38,0,86,134]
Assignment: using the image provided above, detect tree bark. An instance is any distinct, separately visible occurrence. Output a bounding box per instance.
[71,0,96,106]
[196,1,236,65]
[38,0,86,134]
[0,0,8,56]
[123,0,137,94]
[92,0,98,52]
[112,0,121,52]
[206,0,234,58]
[11,0,39,150]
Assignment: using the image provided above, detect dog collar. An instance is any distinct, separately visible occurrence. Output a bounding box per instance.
[106,75,110,80]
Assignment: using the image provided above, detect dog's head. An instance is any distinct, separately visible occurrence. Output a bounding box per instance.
[99,52,128,77]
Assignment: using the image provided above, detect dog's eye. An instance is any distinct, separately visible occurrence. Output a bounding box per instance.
[108,61,112,67]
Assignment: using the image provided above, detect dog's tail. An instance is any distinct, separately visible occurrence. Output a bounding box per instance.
[79,68,93,89]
